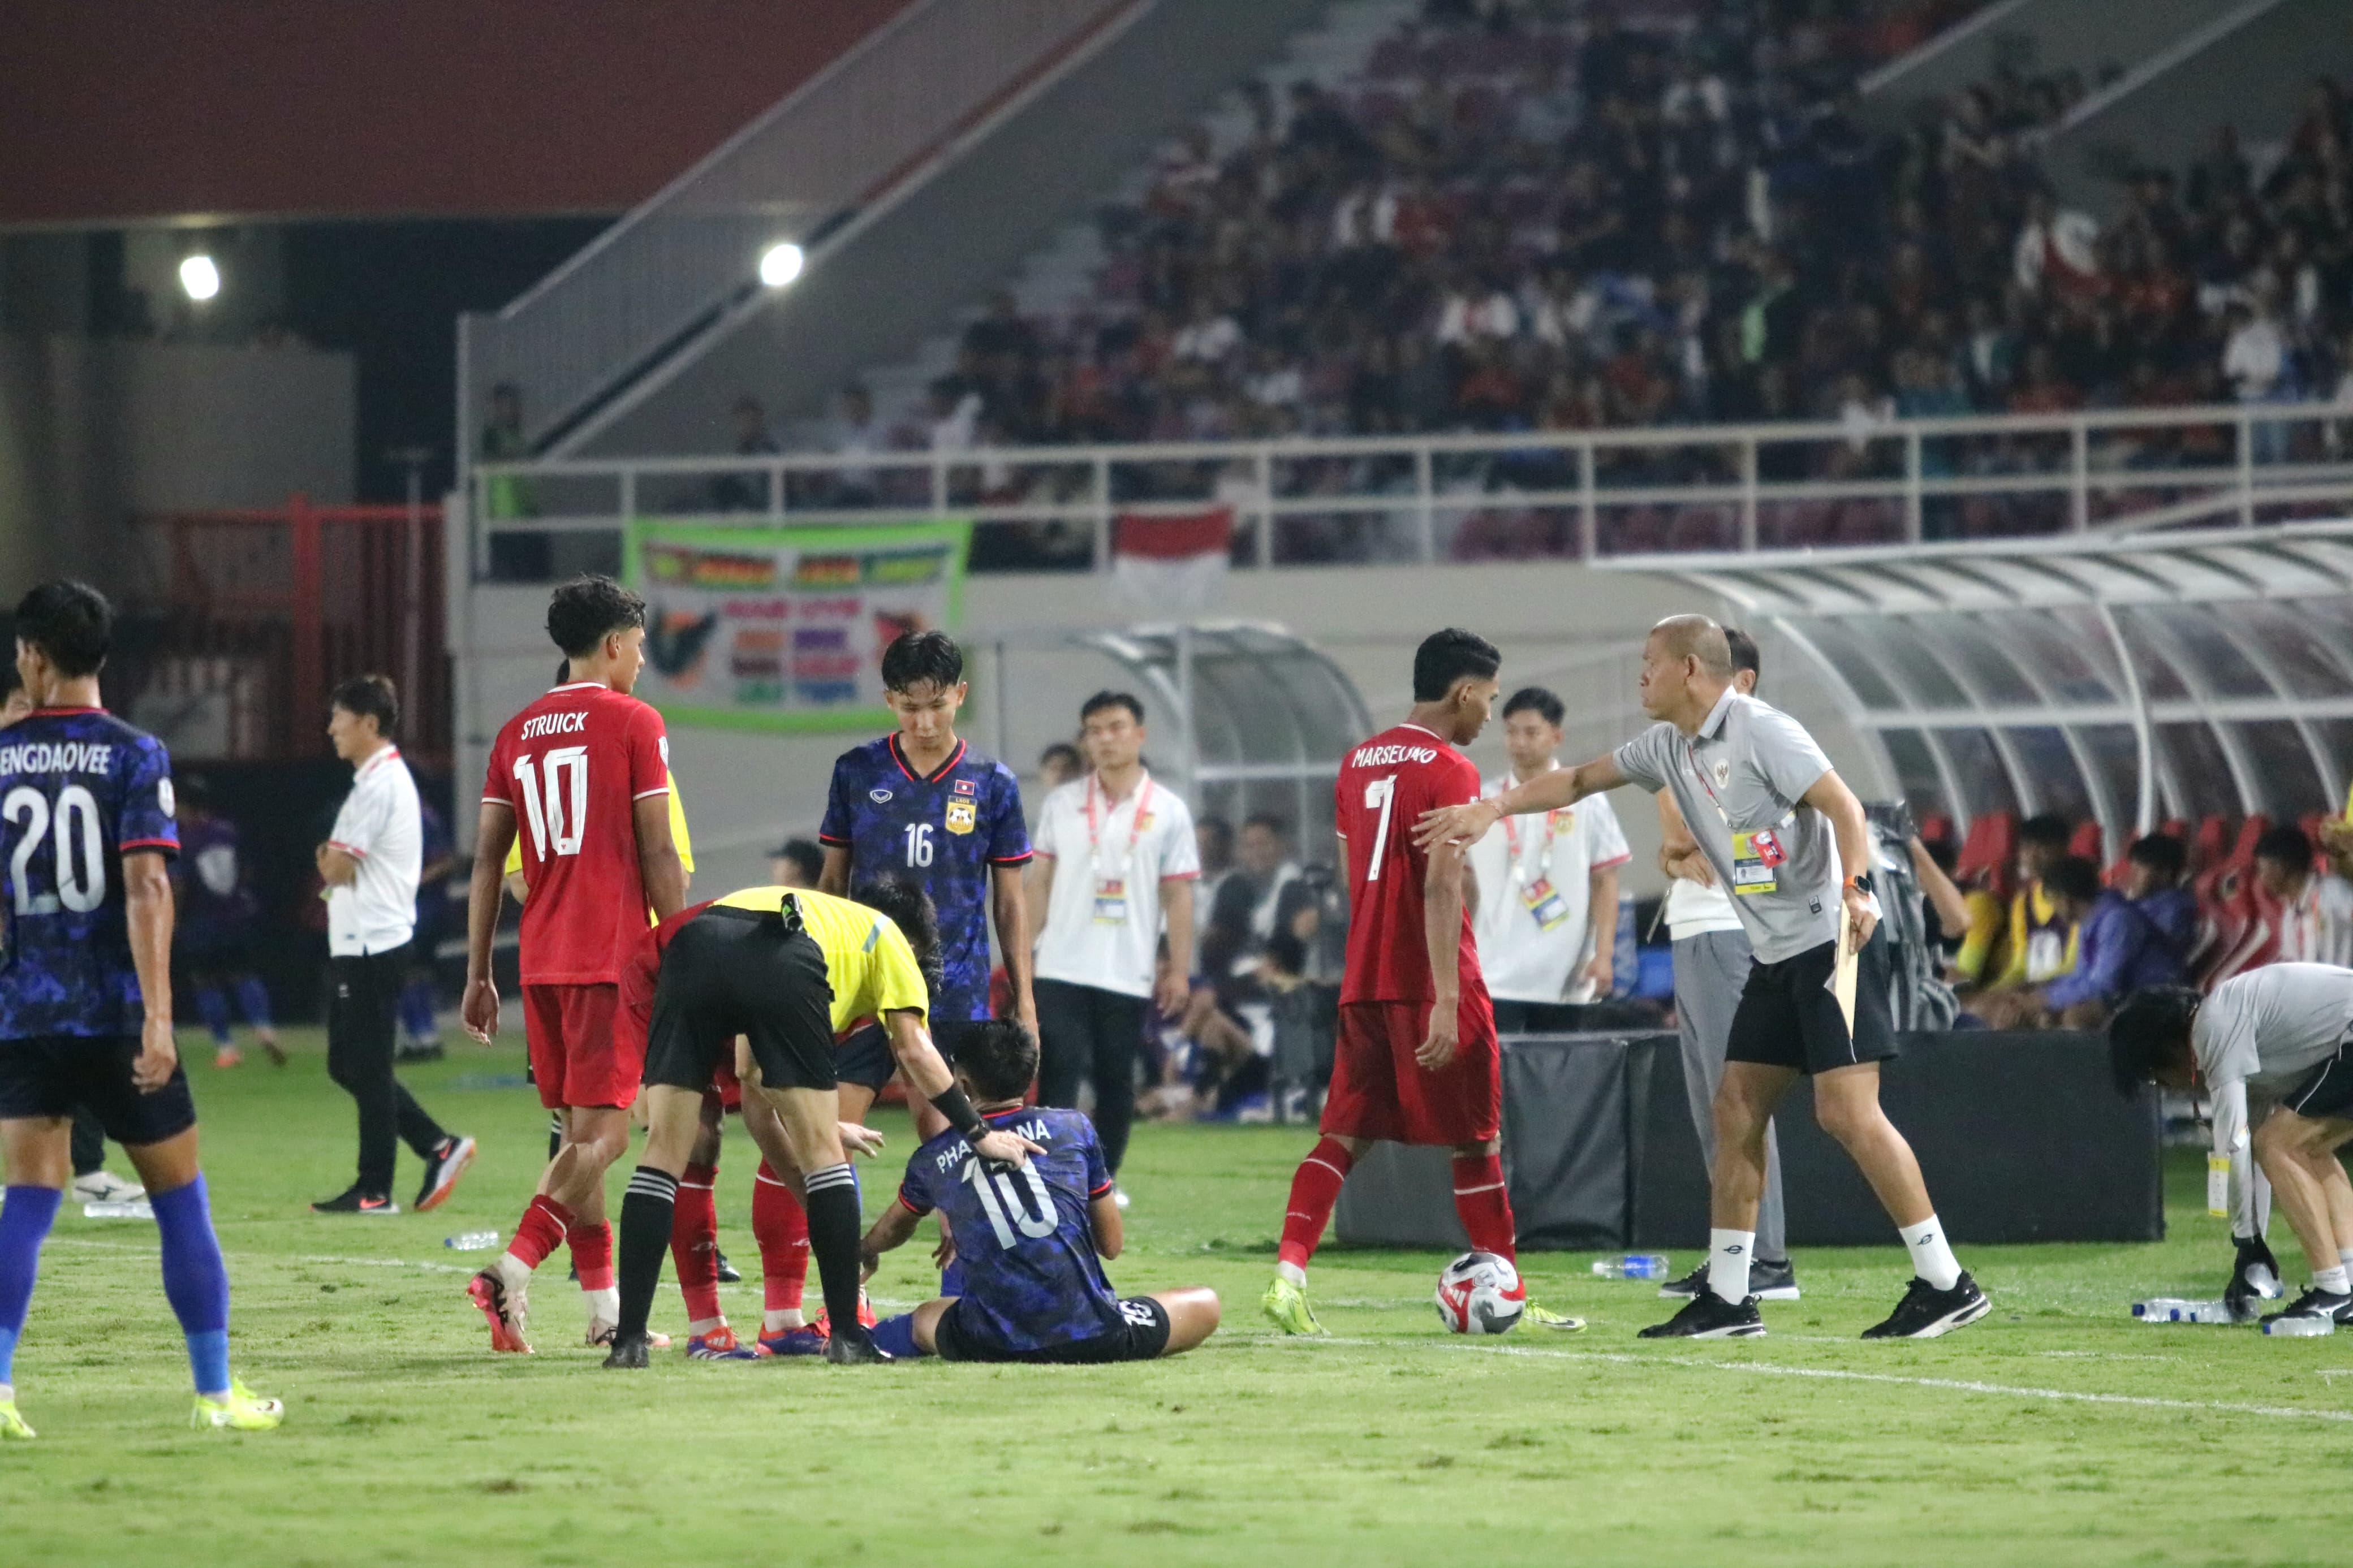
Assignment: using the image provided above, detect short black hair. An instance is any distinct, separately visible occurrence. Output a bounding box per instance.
[2255,824,2313,868]
[880,630,963,693]
[546,574,646,659]
[1411,627,1501,702]
[848,876,944,997]
[2043,854,2101,904]
[955,1017,1040,1102]
[773,837,824,883]
[14,580,111,678]
[554,660,570,686]
[2127,833,2186,882]
[1080,690,1145,725]
[1723,625,1761,681]
[330,673,399,735]
[1242,813,1289,839]
[2019,814,2072,852]
[2108,987,2200,1096]
[1501,686,1565,726]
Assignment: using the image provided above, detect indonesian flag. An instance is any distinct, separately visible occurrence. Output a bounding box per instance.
[1113,507,1231,612]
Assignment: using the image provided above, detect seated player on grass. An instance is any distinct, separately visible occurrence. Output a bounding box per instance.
[2110,965,2353,1327]
[861,1020,1221,1364]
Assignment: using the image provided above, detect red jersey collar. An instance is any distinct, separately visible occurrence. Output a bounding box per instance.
[889,734,967,783]
[29,705,104,716]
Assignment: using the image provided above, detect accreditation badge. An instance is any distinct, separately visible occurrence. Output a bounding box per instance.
[945,798,977,835]
[1729,829,1783,895]
[1092,876,1129,923]
[1519,876,1570,930]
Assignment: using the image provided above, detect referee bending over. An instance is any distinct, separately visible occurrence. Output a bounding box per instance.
[1417,615,1986,1340]
[311,676,474,1216]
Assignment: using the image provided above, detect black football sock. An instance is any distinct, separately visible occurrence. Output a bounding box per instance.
[803,1163,865,1342]
[615,1167,679,1342]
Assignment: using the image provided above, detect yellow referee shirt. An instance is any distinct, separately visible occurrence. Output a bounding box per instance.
[711,885,929,1033]
[506,768,696,922]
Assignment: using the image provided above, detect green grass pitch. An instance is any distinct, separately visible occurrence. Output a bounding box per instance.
[3,1027,2351,1567]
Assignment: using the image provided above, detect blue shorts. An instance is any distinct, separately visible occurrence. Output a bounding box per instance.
[0,1034,197,1145]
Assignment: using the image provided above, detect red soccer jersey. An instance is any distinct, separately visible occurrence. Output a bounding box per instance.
[1335,721,1486,1006]
[482,680,671,985]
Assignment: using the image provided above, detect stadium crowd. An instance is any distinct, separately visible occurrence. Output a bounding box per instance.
[762,0,2353,560]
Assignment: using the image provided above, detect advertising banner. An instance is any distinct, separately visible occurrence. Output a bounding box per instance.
[624,518,969,731]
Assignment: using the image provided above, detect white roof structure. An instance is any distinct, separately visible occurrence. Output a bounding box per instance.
[1605,522,2353,846]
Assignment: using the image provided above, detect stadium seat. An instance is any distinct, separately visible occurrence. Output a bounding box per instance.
[1954,810,2015,902]
[2191,816,2276,990]
[2067,821,2102,863]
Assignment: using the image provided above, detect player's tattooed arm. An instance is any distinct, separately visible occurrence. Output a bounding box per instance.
[462,802,518,1042]
[123,850,178,1092]
[1415,754,1627,850]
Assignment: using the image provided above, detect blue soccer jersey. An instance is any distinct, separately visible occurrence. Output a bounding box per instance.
[895,1105,1125,1354]
[0,707,178,1038]
[819,735,1029,1023]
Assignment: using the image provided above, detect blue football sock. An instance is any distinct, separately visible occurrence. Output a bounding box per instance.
[232,975,275,1032]
[870,1312,926,1360]
[151,1176,231,1396]
[396,978,437,1042]
[193,986,231,1046]
[0,1185,63,1388]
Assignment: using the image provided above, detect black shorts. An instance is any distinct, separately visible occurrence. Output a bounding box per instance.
[178,926,255,974]
[2285,1044,2353,1121]
[836,1016,981,1093]
[0,1034,199,1146]
[932,1295,1171,1364]
[644,905,837,1093]
[1725,927,1897,1076]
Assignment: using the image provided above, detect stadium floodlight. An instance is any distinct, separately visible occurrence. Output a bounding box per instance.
[759,241,805,288]
[179,254,221,302]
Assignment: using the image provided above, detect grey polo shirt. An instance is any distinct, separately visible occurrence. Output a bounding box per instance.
[2194,964,2353,1093]
[1613,688,1839,965]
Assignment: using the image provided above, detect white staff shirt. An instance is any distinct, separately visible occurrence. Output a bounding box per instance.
[1032,772,1200,999]
[1469,769,1630,1004]
[1664,875,1746,941]
[326,743,423,957]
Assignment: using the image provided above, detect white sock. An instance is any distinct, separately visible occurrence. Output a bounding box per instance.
[2316,1264,2350,1295]
[1708,1229,1753,1304]
[586,1285,619,1324]
[2338,1247,2353,1278]
[1276,1260,1307,1287]
[1900,1216,1962,1291]
[688,1316,726,1337]
[493,1252,533,1292]
[764,1307,805,1333]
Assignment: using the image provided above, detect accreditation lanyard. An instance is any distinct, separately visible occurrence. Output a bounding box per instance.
[1686,737,1784,897]
[1498,783,1571,931]
[1083,773,1154,923]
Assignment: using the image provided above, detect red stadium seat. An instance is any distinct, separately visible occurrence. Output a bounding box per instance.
[2189,815,2230,877]
[2192,816,2275,989]
[1955,810,2015,901]
[2067,822,2103,862]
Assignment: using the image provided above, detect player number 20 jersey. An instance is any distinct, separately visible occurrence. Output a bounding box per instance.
[1335,721,1485,1007]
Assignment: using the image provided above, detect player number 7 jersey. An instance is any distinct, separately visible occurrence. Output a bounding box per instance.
[1335,721,1485,1007]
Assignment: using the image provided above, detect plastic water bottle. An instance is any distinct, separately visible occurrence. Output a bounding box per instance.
[443,1229,501,1251]
[83,1200,153,1220]
[1591,1254,1671,1280]
[2244,1262,2282,1299]
[2262,1314,2335,1337]
[2131,1298,2234,1323]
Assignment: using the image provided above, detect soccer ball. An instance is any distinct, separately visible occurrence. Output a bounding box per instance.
[1434,1250,1524,1335]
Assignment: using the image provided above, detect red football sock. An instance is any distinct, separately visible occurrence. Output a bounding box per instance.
[505,1194,572,1272]
[670,1161,722,1324]
[752,1161,809,1312]
[1277,1137,1355,1273]
[1450,1153,1515,1264]
[567,1217,615,1292]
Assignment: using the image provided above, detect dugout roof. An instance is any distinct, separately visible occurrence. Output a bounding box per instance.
[1609,521,2353,849]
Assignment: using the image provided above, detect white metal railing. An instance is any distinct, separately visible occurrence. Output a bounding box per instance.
[466,399,2353,576]
[459,0,1132,457]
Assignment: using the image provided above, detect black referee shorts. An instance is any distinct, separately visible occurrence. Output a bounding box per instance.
[1725,925,1897,1077]
[645,905,837,1094]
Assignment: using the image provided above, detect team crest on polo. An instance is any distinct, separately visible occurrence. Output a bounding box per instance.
[945,798,977,835]
[1712,759,1731,788]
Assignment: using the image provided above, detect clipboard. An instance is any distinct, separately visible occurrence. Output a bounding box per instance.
[1830,900,1859,1031]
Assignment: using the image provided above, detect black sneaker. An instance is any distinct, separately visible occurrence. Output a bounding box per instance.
[1657,1258,1799,1302]
[413,1134,476,1212]
[824,1330,892,1364]
[1639,1291,1765,1338]
[601,1331,651,1370]
[715,1248,743,1285]
[311,1186,398,1215]
[2260,1286,2353,1327]
[1862,1272,1990,1339]
[1657,1262,1709,1299]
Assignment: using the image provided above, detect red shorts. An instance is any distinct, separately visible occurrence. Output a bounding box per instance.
[523,982,644,1111]
[1320,997,1500,1146]
[706,1055,743,1112]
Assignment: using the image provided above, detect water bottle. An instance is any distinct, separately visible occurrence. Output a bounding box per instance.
[83,1200,152,1220]
[1592,1253,1671,1280]
[2131,1298,2234,1323]
[443,1229,501,1251]
[2262,1314,2335,1337]
[2244,1262,2282,1299]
